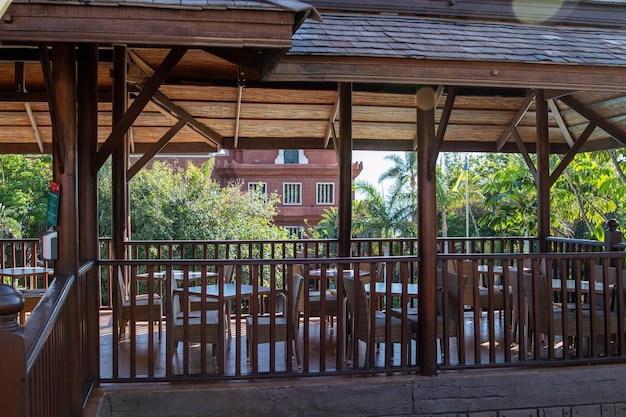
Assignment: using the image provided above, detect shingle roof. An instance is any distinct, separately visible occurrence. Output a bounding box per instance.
[291,13,626,66]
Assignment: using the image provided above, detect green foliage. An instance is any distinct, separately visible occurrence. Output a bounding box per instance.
[0,155,51,237]
[98,159,288,241]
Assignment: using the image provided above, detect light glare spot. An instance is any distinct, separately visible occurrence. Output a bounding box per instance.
[512,0,564,24]
[416,87,435,111]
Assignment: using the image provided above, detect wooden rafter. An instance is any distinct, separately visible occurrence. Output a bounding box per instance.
[559,95,626,147]
[324,92,340,149]
[24,102,44,153]
[547,99,575,147]
[127,119,187,180]
[549,121,597,187]
[234,84,243,149]
[496,91,535,151]
[511,127,537,183]
[148,89,222,150]
[428,85,456,175]
[38,43,65,172]
[94,46,188,171]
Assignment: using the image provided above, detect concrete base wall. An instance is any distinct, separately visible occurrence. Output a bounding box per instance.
[89,365,626,417]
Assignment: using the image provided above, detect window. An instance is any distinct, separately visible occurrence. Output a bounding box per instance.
[275,150,308,164]
[285,226,303,239]
[316,183,334,205]
[283,182,302,205]
[248,181,267,194]
[283,150,299,164]
[248,181,267,202]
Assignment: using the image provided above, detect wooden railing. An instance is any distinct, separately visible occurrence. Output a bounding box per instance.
[0,238,41,269]
[0,261,96,417]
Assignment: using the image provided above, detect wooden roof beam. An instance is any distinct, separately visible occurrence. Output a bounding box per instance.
[94,46,187,171]
[549,121,596,187]
[429,85,456,174]
[547,99,575,147]
[559,95,626,147]
[324,91,340,149]
[39,43,64,172]
[413,85,444,151]
[496,91,535,151]
[148,89,222,151]
[127,118,187,181]
[511,127,537,183]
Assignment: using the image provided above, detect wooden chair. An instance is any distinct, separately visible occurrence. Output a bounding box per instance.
[170,293,222,367]
[117,266,162,339]
[297,264,338,328]
[391,269,463,364]
[343,274,411,366]
[246,273,304,370]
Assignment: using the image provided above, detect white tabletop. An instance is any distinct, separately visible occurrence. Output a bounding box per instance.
[137,270,217,281]
[0,267,53,277]
[364,282,419,297]
[185,283,271,299]
[308,269,370,278]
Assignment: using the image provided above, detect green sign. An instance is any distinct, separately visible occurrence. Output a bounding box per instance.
[46,181,60,226]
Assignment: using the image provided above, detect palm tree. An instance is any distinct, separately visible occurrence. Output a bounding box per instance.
[379,152,418,224]
[353,180,415,238]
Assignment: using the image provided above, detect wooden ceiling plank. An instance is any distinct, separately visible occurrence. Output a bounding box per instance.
[559,95,626,147]
[544,90,574,100]
[547,99,575,147]
[94,46,188,171]
[496,92,535,151]
[24,102,43,153]
[149,89,222,150]
[549,121,596,187]
[127,118,187,180]
[511,127,537,183]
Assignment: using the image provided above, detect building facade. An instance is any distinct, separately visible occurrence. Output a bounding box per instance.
[212,149,363,236]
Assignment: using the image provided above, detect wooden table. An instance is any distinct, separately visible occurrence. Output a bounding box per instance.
[136,270,218,296]
[183,283,272,341]
[0,267,53,289]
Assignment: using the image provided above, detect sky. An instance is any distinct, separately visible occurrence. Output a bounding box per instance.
[352,150,403,191]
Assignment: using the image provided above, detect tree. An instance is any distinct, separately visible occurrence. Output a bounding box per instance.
[0,155,51,237]
[98,159,289,241]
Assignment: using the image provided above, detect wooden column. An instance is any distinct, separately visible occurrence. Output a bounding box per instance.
[417,87,438,376]
[111,45,128,261]
[535,89,550,252]
[51,42,82,416]
[110,45,127,377]
[77,43,100,384]
[338,83,353,258]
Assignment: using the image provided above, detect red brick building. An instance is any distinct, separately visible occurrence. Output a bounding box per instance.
[212,149,363,235]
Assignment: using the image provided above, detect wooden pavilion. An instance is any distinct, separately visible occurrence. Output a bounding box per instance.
[1,0,626,415]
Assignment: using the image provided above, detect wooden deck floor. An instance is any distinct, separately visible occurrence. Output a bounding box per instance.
[100,309,570,379]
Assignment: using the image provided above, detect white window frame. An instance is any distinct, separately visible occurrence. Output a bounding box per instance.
[285,226,304,239]
[283,182,302,205]
[316,182,335,205]
[248,181,268,202]
[274,149,309,164]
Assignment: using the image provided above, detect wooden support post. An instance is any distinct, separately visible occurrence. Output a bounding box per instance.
[605,219,623,253]
[338,82,353,258]
[0,285,26,417]
[51,42,82,417]
[535,89,550,252]
[111,44,128,378]
[417,86,438,376]
[77,43,100,385]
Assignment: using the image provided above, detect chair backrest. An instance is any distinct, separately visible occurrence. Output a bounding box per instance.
[437,269,461,321]
[116,266,130,306]
[343,275,370,341]
[289,273,304,324]
[223,264,235,282]
[375,262,386,282]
